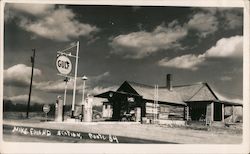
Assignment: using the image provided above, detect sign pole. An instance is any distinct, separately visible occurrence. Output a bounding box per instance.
[63,77,69,106]
[43,104,50,122]
[63,77,69,121]
[71,41,79,118]
[45,113,48,122]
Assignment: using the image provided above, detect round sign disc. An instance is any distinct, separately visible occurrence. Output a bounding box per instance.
[56,55,72,75]
[43,104,50,113]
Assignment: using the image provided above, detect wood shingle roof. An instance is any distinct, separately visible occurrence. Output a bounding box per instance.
[124,81,185,105]
[173,83,217,101]
[95,81,242,106]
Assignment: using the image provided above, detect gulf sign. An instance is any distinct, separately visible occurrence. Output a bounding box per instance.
[56,55,72,75]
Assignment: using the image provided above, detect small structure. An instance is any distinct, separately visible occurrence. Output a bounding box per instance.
[173,82,243,124]
[55,96,63,122]
[102,102,113,118]
[84,95,93,122]
[95,74,243,125]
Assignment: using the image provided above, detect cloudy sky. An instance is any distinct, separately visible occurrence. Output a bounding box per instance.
[3,3,243,106]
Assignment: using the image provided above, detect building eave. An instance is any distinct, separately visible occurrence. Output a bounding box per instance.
[185,100,243,106]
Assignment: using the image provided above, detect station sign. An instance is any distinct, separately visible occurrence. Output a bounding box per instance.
[56,55,72,75]
[127,97,135,102]
[43,104,50,114]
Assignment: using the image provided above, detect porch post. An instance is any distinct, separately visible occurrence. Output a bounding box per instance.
[232,105,235,123]
[211,102,214,122]
[183,106,185,120]
[222,103,224,122]
[186,106,189,121]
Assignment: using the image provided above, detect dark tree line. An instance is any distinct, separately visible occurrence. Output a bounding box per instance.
[3,99,102,114]
[3,99,68,115]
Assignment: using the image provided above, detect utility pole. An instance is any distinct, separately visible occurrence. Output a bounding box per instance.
[26,49,35,118]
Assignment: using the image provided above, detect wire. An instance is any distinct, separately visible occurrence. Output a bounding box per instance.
[58,43,77,53]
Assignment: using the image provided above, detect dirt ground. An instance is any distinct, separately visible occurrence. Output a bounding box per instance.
[3,118,242,144]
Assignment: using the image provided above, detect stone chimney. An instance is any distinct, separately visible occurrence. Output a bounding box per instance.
[166,74,173,91]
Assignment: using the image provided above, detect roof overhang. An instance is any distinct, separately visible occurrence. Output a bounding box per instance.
[145,99,186,106]
[94,91,115,98]
[220,101,243,106]
[186,100,243,106]
[95,91,186,106]
[94,90,141,99]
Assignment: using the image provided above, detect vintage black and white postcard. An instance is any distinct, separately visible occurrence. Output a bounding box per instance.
[1,0,249,153]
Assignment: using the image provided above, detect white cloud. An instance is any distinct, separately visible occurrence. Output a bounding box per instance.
[35,78,117,106]
[110,22,187,59]
[8,3,54,16]
[8,4,99,41]
[199,7,243,30]
[109,8,242,60]
[199,7,242,29]
[187,12,218,38]
[6,94,45,104]
[4,64,42,87]
[158,35,242,70]
[186,8,242,38]
[35,72,112,94]
[91,71,110,82]
[158,54,205,71]
[88,86,118,95]
[204,35,243,58]
[198,7,217,14]
[35,77,87,94]
[19,6,99,41]
[35,79,75,93]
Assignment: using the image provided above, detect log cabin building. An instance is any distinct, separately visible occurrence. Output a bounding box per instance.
[95,74,243,125]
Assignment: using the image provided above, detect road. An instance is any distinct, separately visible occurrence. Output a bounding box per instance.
[3,119,242,144]
[3,124,174,143]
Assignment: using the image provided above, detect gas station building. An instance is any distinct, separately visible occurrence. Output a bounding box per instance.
[95,74,243,125]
